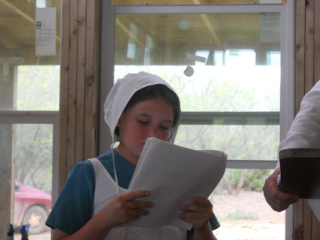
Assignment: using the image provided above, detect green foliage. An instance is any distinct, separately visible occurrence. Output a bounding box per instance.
[116,66,280,161]
[15,124,53,193]
[245,169,274,191]
[14,65,59,192]
[17,65,60,110]
[223,169,274,191]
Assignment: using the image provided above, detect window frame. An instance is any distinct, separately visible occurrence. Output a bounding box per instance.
[0,111,60,202]
[100,2,295,239]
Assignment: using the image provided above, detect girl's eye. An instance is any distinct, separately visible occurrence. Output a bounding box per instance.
[160,125,170,130]
[138,119,149,125]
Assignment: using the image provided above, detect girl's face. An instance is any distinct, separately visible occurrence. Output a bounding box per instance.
[116,97,174,165]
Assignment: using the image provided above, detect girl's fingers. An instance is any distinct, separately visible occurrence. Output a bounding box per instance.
[180,196,212,212]
[121,190,151,201]
[179,211,199,219]
[180,204,204,212]
[127,200,153,209]
[191,196,213,207]
[129,208,150,216]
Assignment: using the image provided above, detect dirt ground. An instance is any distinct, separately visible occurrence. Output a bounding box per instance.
[212,191,285,240]
[17,191,285,240]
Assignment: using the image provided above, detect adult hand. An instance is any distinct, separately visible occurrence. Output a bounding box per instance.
[263,169,299,212]
[179,196,213,230]
[101,190,153,228]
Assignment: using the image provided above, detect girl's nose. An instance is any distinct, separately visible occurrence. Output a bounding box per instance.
[148,126,158,137]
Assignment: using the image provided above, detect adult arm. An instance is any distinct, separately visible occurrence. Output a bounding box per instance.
[279,80,320,151]
[263,80,320,211]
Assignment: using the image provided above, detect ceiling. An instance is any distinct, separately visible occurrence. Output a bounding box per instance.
[0,0,61,65]
[0,0,284,66]
[114,11,281,65]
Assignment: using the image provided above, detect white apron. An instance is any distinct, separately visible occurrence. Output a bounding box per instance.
[89,158,186,240]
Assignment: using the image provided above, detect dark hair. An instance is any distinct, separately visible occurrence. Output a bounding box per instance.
[115,84,180,136]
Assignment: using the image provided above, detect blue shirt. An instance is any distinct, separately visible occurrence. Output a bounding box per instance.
[46,150,220,237]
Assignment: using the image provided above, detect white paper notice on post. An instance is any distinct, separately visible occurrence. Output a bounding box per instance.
[126,137,227,230]
[35,8,56,56]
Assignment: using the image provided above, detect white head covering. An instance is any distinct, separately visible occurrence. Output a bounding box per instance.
[104,72,181,145]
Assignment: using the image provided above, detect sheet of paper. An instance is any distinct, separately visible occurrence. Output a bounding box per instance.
[127,137,227,230]
[35,8,56,56]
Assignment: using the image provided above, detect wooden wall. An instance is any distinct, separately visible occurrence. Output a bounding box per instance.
[59,0,320,238]
[294,0,320,239]
[59,0,101,190]
[295,0,320,105]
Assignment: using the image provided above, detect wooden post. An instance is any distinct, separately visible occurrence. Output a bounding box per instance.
[0,65,16,239]
[294,0,320,238]
[59,0,101,191]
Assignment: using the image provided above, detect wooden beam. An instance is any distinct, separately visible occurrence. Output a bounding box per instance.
[0,47,60,65]
[84,0,100,160]
[294,0,320,238]
[74,0,87,167]
[59,0,101,190]
[193,0,223,47]
[0,65,16,239]
[116,18,144,46]
[314,0,320,84]
[304,0,315,92]
[295,0,306,112]
[0,0,34,23]
[0,0,61,42]
[59,0,70,190]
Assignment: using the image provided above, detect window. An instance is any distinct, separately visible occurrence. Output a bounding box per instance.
[111,0,287,5]
[0,66,60,238]
[100,1,294,239]
[0,1,60,238]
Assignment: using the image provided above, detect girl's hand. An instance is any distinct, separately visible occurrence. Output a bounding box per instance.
[52,191,154,240]
[101,190,153,228]
[179,196,213,230]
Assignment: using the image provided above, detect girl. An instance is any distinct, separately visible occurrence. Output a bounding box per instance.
[46,72,219,239]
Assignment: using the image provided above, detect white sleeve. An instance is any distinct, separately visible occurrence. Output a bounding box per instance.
[274,80,320,170]
[277,81,320,217]
[279,80,320,151]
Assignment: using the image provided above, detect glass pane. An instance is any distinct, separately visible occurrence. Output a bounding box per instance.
[0,1,61,111]
[114,12,281,112]
[111,9,285,239]
[0,1,59,238]
[0,124,52,239]
[176,125,279,160]
[115,13,281,65]
[112,0,287,5]
[211,169,285,239]
[17,66,60,111]
[115,65,280,112]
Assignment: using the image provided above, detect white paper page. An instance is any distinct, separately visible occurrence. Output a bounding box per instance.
[35,8,56,56]
[127,137,227,230]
